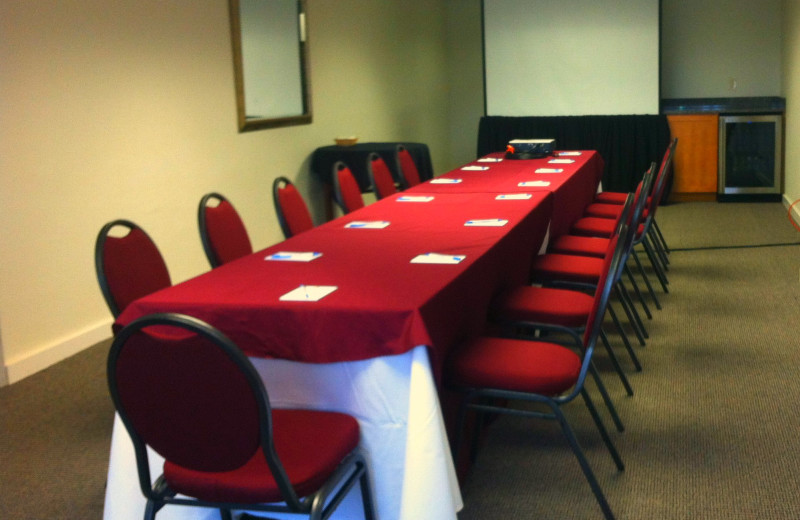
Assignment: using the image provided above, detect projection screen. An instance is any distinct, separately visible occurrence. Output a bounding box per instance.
[483,0,660,116]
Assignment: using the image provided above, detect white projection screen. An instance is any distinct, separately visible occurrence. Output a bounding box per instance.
[483,0,660,116]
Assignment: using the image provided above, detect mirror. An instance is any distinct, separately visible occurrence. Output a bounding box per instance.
[229,0,312,131]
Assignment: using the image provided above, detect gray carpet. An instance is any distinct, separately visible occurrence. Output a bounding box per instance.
[0,201,798,519]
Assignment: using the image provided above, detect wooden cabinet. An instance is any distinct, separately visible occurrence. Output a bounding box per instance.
[667,114,719,198]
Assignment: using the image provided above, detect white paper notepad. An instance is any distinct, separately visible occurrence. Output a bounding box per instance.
[279,285,337,301]
[465,219,508,227]
[549,159,575,164]
[518,181,551,187]
[397,196,434,202]
[496,193,533,200]
[345,221,390,229]
[535,168,563,174]
[430,178,463,184]
[477,157,503,162]
[411,253,466,265]
[557,151,582,156]
[265,251,322,262]
[460,165,489,171]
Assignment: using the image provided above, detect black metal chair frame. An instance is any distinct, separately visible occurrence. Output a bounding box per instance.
[331,161,362,214]
[108,313,377,520]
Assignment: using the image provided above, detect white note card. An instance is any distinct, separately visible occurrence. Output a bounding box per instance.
[430,178,463,184]
[461,165,490,171]
[549,158,575,164]
[477,157,503,162]
[496,193,533,200]
[265,251,322,262]
[411,253,466,265]
[345,221,390,229]
[534,168,563,174]
[279,285,337,301]
[465,219,509,227]
[557,151,582,156]
[397,195,434,202]
[518,181,551,187]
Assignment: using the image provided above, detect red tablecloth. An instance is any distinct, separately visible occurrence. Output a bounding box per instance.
[407,151,603,238]
[115,191,553,373]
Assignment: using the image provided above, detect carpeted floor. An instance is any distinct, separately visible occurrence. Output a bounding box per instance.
[0,201,798,519]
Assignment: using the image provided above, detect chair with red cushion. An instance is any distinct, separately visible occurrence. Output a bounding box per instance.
[272,177,315,239]
[395,145,422,188]
[446,233,627,520]
[198,193,253,268]
[95,219,172,318]
[366,152,398,200]
[107,312,377,520]
[332,162,365,214]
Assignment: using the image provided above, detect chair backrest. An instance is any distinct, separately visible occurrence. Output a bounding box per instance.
[396,145,421,188]
[332,162,365,214]
[198,193,253,268]
[272,177,314,239]
[95,219,171,318]
[367,152,398,200]
[647,138,678,221]
[108,312,302,508]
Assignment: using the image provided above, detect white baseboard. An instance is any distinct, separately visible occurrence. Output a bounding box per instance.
[4,320,112,384]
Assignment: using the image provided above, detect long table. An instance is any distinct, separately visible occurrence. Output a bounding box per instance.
[103,151,602,520]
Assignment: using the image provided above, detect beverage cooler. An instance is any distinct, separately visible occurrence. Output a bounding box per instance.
[718,114,782,201]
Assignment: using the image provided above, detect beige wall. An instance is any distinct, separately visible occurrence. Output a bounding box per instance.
[0,0,465,383]
[784,0,800,212]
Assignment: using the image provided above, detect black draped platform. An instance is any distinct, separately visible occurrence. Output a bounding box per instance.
[478,115,671,195]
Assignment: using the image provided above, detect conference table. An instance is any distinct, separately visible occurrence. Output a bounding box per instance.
[103,150,602,520]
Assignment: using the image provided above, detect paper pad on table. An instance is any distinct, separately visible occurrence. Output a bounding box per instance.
[518,181,551,187]
[279,285,337,301]
[496,193,532,200]
[411,253,466,264]
[397,195,434,202]
[430,178,463,184]
[265,251,322,262]
[345,221,390,229]
[557,151,582,156]
[477,157,503,162]
[548,158,575,164]
[534,168,563,174]
[465,219,508,227]
[460,165,489,171]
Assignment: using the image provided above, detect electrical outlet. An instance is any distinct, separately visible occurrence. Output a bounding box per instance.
[728,78,738,91]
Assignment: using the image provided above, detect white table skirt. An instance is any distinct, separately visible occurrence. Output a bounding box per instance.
[103,346,463,520]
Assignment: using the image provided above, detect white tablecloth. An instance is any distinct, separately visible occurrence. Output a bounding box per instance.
[103,346,463,520]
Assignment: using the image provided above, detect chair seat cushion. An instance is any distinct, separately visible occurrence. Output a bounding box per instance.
[492,286,592,328]
[549,235,609,258]
[571,217,616,238]
[531,253,603,285]
[447,336,581,395]
[594,191,628,205]
[163,409,359,504]
[583,203,623,220]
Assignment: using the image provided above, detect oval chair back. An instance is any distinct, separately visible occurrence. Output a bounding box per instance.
[198,193,253,268]
[95,219,171,318]
[366,152,398,200]
[395,145,421,188]
[332,162,365,214]
[272,177,314,239]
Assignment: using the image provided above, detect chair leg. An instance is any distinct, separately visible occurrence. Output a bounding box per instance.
[653,218,670,255]
[606,302,638,360]
[600,330,636,393]
[616,281,648,340]
[625,263,652,319]
[552,396,619,520]
[359,466,378,520]
[588,362,624,432]
[632,249,661,310]
[642,239,669,293]
[649,227,670,269]
[220,509,233,520]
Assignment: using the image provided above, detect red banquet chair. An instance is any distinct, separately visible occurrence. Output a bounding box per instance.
[395,145,421,188]
[366,152,398,200]
[198,192,253,268]
[94,219,171,318]
[272,177,314,239]
[446,232,628,520]
[332,162,365,214]
[107,312,377,520]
